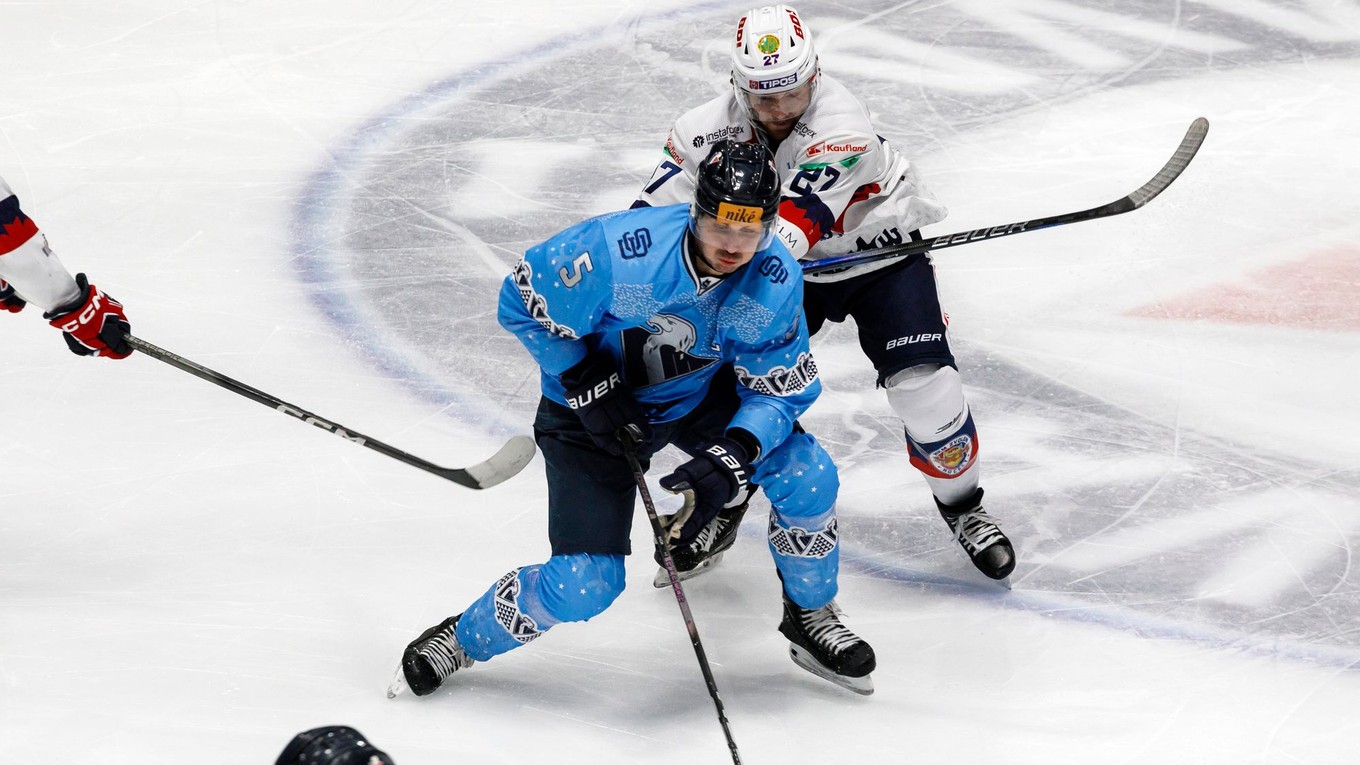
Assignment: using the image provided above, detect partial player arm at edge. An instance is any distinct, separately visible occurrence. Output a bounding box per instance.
[0,182,81,311]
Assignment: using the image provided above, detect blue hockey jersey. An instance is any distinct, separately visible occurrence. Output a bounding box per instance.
[498,204,819,457]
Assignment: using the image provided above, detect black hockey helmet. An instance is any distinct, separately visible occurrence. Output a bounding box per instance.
[690,139,781,249]
[275,726,395,765]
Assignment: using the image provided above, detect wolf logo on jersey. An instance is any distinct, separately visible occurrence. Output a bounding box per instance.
[621,314,718,388]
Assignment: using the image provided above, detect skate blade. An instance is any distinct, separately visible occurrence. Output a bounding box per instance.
[385,665,410,699]
[788,645,874,696]
[652,551,726,588]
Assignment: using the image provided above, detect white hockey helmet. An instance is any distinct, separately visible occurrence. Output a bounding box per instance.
[731,5,819,97]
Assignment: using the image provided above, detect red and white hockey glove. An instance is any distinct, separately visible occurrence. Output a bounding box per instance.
[42,273,133,359]
[0,278,26,313]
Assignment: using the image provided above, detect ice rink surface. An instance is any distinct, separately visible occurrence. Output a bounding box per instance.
[3,1,1359,763]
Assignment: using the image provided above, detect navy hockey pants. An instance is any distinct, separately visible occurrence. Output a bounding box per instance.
[454,375,840,662]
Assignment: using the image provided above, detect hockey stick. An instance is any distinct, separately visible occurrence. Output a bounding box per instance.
[125,334,535,490]
[801,117,1210,276]
[620,428,742,765]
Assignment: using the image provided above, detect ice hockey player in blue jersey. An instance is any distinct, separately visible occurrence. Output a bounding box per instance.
[388,140,876,698]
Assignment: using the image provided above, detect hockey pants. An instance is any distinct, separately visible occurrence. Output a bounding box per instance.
[454,429,841,662]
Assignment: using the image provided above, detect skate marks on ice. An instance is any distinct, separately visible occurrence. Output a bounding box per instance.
[815,339,1360,667]
[288,2,1360,662]
[292,0,1358,420]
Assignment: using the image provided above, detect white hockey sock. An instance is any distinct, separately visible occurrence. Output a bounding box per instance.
[884,364,979,504]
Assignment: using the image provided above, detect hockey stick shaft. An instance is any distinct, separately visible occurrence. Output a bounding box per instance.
[621,430,742,765]
[125,334,534,490]
[801,117,1209,275]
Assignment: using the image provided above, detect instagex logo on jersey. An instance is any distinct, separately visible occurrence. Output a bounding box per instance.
[693,124,744,150]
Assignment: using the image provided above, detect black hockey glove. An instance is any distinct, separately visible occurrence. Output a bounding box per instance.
[659,435,753,546]
[560,351,651,456]
[275,725,394,765]
[0,278,26,313]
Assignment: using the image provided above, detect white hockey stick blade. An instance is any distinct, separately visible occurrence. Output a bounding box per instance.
[454,434,537,489]
[788,645,874,696]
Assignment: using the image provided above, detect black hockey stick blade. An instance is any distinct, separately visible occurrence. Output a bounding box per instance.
[802,117,1210,275]
[125,334,535,490]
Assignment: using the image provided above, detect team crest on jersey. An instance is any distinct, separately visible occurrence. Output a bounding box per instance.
[621,314,717,387]
[929,434,975,476]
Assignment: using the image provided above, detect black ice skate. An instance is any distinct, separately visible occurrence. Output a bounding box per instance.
[778,593,876,695]
[652,503,748,588]
[386,614,475,698]
[936,488,1015,583]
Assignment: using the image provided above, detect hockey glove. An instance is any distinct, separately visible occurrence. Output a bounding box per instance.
[659,436,753,546]
[0,279,26,313]
[42,273,133,359]
[561,351,651,456]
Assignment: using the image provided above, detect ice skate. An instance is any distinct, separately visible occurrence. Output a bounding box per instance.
[652,503,748,588]
[386,614,475,698]
[778,593,876,695]
[936,488,1015,584]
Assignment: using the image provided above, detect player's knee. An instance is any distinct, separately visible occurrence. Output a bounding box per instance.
[536,553,626,623]
[755,430,839,518]
[885,363,969,442]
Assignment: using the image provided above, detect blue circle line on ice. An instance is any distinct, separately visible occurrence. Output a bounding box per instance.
[851,549,1360,673]
[288,0,733,438]
[290,4,1360,670]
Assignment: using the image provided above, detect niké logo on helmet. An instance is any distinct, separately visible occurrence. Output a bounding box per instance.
[718,202,762,224]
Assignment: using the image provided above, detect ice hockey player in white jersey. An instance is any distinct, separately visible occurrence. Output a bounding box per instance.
[635,5,1015,584]
[1,174,133,358]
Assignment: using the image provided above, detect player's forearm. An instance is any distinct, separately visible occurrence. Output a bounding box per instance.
[0,205,81,311]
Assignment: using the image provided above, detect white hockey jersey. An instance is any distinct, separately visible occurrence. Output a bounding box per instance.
[635,74,948,282]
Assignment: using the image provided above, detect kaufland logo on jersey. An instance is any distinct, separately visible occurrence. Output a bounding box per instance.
[806,140,868,158]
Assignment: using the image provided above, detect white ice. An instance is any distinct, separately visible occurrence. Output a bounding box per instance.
[3,2,1359,764]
